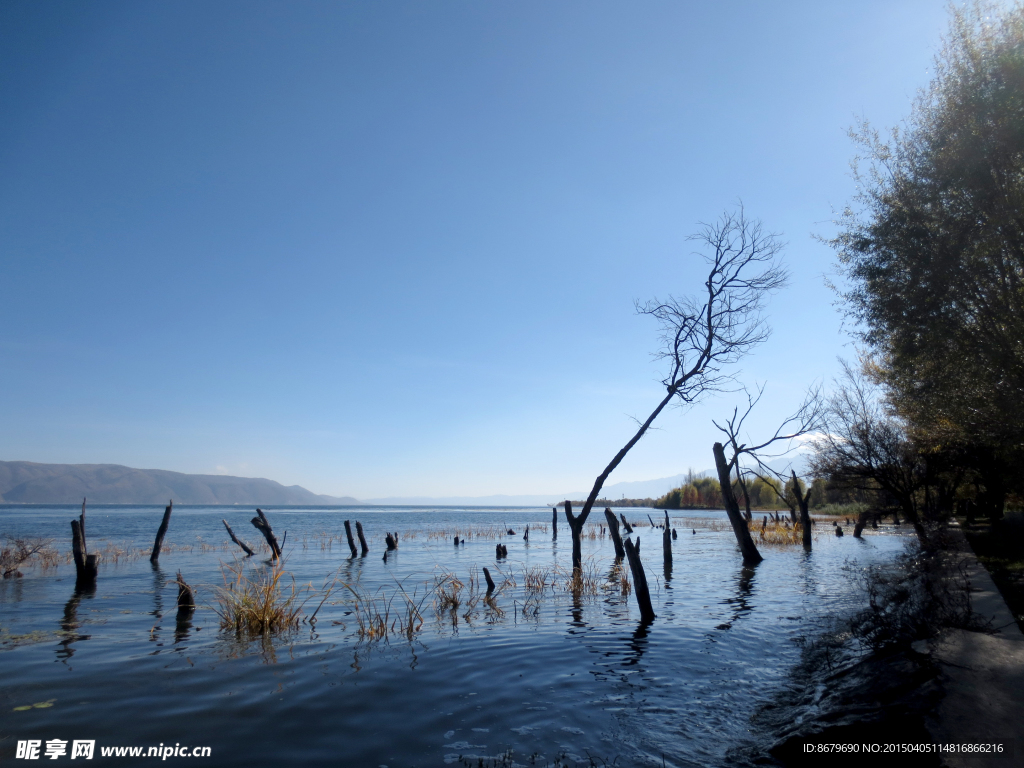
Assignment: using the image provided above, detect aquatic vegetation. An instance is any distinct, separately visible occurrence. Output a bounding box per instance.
[212,559,317,636]
[340,580,428,641]
[1,537,58,577]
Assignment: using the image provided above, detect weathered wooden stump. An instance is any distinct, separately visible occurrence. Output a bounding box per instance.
[552,506,558,539]
[623,538,655,623]
[223,520,255,556]
[344,520,358,557]
[662,511,672,566]
[72,499,99,587]
[523,525,529,541]
[482,567,496,593]
[250,508,282,559]
[604,508,625,560]
[619,513,633,534]
[454,535,460,546]
[176,571,195,611]
[355,521,369,555]
[150,500,173,563]
[853,510,870,538]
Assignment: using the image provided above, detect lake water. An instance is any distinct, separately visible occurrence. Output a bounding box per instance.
[0,505,912,767]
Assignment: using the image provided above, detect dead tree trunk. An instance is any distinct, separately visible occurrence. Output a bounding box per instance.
[604,508,625,559]
[563,501,585,572]
[619,513,633,534]
[355,522,369,555]
[385,532,398,550]
[623,537,655,623]
[713,443,763,565]
[853,510,870,538]
[71,515,98,587]
[344,521,358,557]
[662,510,672,567]
[792,471,812,549]
[222,520,255,556]
[483,567,496,593]
[552,506,558,539]
[250,508,282,559]
[176,571,195,611]
[150,500,173,563]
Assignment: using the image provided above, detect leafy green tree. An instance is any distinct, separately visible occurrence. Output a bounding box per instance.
[830,2,1024,513]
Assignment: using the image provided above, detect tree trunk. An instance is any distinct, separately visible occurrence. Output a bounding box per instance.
[604,508,625,559]
[176,571,195,611]
[791,472,812,549]
[712,443,763,565]
[483,567,496,593]
[355,522,369,555]
[150,500,173,563]
[623,538,655,623]
[662,510,672,567]
[251,508,282,559]
[552,506,558,539]
[563,501,584,573]
[853,510,870,538]
[343,521,358,557]
[222,520,255,556]
[619,513,633,534]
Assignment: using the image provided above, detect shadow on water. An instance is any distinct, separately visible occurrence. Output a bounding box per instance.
[715,564,757,631]
[57,584,94,662]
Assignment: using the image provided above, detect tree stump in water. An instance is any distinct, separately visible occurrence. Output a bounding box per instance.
[250,508,282,559]
[385,532,398,550]
[483,567,496,593]
[176,571,195,611]
[604,508,625,559]
[223,520,255,557]
[150,500,174,563]
[662,510,672,566]
[355,522,369,555]
[623,538,655,623]
[619,513,633,534]
[552,507,558,539]
[344,521,358,557]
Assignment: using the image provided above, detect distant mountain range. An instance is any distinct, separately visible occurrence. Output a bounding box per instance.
[0,461,360,506]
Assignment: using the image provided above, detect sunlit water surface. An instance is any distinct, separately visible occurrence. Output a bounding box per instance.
[0,505,912,767]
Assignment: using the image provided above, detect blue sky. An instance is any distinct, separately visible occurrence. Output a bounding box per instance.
[1,1,951,498]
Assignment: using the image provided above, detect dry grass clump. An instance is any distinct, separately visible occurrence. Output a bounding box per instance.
[212,560,330,637]
[756,520,805,546]
[605,561,631,596]
[340,581,427,641]
[523,566,553,592]
[555,559,602,596]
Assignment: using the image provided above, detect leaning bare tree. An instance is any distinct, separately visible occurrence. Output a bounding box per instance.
[563,208,787,572]
[713,384,822,559]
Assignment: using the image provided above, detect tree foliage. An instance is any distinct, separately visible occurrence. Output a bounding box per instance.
[830,1,1024,506]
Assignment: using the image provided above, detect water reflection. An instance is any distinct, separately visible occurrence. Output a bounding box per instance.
[57,586,93,662]
[715,565,757,631]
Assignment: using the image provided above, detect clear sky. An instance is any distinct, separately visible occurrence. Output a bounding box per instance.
[1,1,952,499]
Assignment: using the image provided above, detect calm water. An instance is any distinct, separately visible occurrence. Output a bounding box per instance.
[0,505,911,767]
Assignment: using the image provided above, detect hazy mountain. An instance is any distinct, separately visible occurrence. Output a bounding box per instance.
[0,461,361,506]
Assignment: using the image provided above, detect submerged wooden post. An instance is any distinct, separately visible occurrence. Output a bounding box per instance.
[523,525,529,541]
[483,567,496,593]
[222,520,255,556]
[355,522,369,555]
[250,508,282,559]
[662,510,672,566]
[619,513,633,534]
[623,538,655,623]
[176,571,195,611]
[552,506,557,539]
[791,471,812,550]
[385,532,398,550]
[853,510,870,538]
[150,500,173,563]
[344,521,358,557]
[604,508,625,559]
[71,520,98,587]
